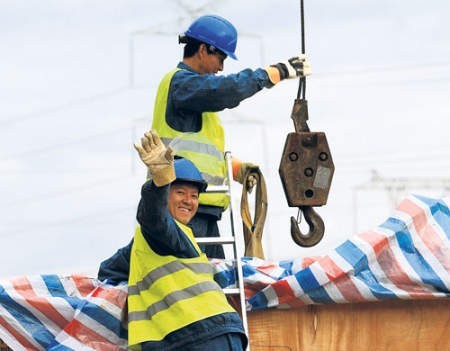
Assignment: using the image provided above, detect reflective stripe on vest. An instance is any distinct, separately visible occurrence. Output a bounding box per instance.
[127,223,235,345]
[159,137,226,186]
[129,281,222,322]
[128,261,214,295]
[151,68,229,208]
[160,137,223,161]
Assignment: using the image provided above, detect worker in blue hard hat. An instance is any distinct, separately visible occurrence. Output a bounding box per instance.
[151,14,312,259]
[99,130,247,351]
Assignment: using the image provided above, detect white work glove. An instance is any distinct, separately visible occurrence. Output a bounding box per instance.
[265,54,311,84]
[133,130,175,186]
[236,162,259,194]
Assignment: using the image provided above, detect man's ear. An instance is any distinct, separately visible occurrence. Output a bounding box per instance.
[198,43,208,58]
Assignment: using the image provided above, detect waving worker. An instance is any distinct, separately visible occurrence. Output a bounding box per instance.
[99,130,247,350]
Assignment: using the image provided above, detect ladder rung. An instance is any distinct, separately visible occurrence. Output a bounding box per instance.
[195,237,236,244]
[205,185,229,193]
[223,288,241,295]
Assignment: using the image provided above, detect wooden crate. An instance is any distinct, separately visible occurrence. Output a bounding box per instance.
[248,299,450,351]
[2,299,448,350]
[0,340,11,351]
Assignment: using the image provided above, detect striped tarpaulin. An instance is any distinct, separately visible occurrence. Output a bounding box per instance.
[228,194,449,310]
[0,275,127,350]
[0,194,449,349]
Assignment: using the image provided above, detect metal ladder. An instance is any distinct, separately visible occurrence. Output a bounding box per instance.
[195,151,250,348]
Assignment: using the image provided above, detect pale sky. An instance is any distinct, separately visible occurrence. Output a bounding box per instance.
[1,0,450,278]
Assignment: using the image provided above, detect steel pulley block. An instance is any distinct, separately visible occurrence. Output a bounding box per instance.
[279,131,334,207]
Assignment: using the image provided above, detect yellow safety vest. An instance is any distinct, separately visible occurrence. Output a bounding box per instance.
[127,223,235,346]
[152,68,229,209]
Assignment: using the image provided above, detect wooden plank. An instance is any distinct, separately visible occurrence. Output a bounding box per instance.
[0,340,10,351]
[248,299,450,351]
[1,299,448,350]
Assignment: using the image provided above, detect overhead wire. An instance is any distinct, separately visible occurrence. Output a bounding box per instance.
[0,85,130,127]
[1,126,134,160]
[1,62,449,128]
[0,174,134,209]
[0,205,137,239]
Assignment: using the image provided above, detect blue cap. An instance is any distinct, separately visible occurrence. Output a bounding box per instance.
[174,158,208,192]
[184,15,238,60]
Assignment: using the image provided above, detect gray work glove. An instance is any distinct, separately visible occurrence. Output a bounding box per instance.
[134,130,175,186]
[265,54,311,84]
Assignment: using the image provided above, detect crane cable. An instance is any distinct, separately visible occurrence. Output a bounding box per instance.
[297,0,306,101]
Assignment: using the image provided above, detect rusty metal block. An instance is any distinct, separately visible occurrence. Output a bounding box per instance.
[279,131,334,207]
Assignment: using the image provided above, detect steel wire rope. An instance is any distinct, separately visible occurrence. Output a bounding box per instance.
[297,0,306,101]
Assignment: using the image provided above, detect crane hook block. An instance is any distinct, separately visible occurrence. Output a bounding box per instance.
[279,132,334,207]
[279,109,335,207]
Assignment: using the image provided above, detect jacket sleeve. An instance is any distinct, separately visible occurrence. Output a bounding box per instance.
[137,180,199,258]
[97,240,133,284]
[171,68,271,112]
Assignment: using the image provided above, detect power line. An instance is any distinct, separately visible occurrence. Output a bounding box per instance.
[0,86,129,127]
[0,126,133,160]
[0,205,136,239]
[314,61,450,79]
[0,174,134,209]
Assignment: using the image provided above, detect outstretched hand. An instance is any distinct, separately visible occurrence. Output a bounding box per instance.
[134,130,175,186]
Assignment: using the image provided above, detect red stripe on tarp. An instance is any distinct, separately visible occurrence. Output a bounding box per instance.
[301,256,321,269]
[319,256,366,302]
[0,314,38,350]
[256,263,278,276]
[89,286,127,309]
[399,199,450,273]
[64,319,118,351]
[11,277,68,329]
[245,282,270,300]
[71,275,96,297]
[359,230,432,297]
[272,280,296,305]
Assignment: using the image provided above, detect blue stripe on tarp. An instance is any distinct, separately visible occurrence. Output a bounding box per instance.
[414,195,450,240]
[42,275,80,309]
[242,263,260,278]
[336,240,396,300]
[294,267,333,303]
[246,289,268,310]
[46,340,75,351]
[0,283,53,348]
[380,216,449,293]
[42,275,67,296]
[279,260,294,278]
[76,300,123,337]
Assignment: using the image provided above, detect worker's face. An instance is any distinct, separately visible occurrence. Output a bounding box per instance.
[168,182,199,224]
[198,44,226,74]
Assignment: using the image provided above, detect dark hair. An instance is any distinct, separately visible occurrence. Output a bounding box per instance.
[182,37,203,58]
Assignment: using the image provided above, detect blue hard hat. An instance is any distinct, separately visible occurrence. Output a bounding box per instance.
[184,15,238,60]
[174,158,208,193]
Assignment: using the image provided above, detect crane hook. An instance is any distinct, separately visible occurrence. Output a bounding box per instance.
[290,206,325,247]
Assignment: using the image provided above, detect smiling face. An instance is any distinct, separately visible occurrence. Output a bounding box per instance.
[168,182,199,224]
